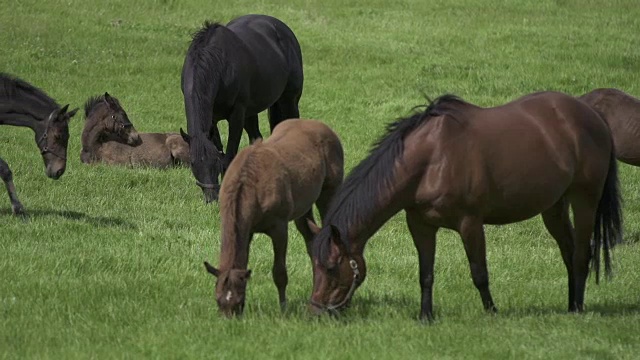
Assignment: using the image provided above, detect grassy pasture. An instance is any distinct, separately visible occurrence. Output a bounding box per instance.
[1,0,640,358]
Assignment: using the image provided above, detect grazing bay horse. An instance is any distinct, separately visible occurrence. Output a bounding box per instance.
[180,14,304,202]
[0,73,78,215]
[81,93,189,168]
[203,119,343,317]
[579,88,640,166]
[308,92,622,321]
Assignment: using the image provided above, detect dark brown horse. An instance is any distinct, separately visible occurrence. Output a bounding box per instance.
[180,14,304,202]
[81,93,189,168]
[308,92,622,321]
[0,73,78,215]
[579,88,640,166]
[203,119,343,317]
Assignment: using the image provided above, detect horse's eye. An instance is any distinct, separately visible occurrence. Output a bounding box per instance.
[111,115,116,119]
[120,123,125,129]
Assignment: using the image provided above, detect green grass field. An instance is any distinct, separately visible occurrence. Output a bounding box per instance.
[1,0,640,358]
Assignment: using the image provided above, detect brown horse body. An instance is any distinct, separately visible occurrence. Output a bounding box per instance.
[579,88,640,166]
[309,92,621,321]
[204,119,344,316]
[81,93,189,168]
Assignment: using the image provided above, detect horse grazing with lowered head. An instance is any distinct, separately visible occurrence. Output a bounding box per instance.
[0,73,78,216]
[308,92,622,321]
[579,88,640,166]
[81,93,189,168]
[180,14,304,202]
[203,119,343,317]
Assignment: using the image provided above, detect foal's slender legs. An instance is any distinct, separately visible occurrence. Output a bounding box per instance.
[294,209,316,257]
[243,114,263,143]
[458,216,497,313]
[541,197,577,310]
[406,210,439,321]
[0,157,25,216]
[267,222,289,312]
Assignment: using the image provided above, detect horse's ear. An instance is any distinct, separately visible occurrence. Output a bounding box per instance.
[59,104,70,114]
[103,92,118,108]
[307,219,321,236]
[180,128,191,144]
[65,107,79,121]
[204,261,220,277]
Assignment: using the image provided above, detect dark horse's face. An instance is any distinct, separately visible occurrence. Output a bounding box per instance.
[36,105,78,180]
[101,92,141,146]
[204,262,251,317]
[308,225,366,316]
[180,128,223,202]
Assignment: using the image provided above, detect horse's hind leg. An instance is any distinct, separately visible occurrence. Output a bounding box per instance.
[294,209,316,258]
[268,96,300,132]
[0,157,25,216]
[267,222,289,312]
[541,197,576,311]
[567,193,599,312]
[243,114,263,143]
[458,216,497,313]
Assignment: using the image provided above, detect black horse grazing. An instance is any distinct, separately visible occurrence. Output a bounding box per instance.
[0,73,78,215]
[180,14,304,202]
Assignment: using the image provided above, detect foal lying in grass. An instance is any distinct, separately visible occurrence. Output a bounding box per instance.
[81,93,189,168]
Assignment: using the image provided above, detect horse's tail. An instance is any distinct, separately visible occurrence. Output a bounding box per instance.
[592,148,623,283]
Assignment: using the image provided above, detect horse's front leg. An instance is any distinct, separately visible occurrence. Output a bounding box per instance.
[267,222,289,312]
[459,216,497,313]
[208,124,224,154]
[222,107,246,172]
[406,210,438,322]
[0,157,25,217]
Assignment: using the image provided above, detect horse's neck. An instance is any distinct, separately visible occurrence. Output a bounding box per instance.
[333,171,413,255]
[81,120,108,153]
[0,112,41,130]
[218,185,259,270]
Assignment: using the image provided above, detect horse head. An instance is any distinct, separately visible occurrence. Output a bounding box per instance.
[180,128,224,202]
[204,261,251,317]
[308,223,366,316]
[36,104,78,179]
[100,92,141,146]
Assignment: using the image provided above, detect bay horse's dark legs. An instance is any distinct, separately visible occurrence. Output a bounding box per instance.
[567,195,599,312]
[0,157,25,216]
[243,114,263,143]
[406,210,438,321]
[541,198,576,310]
[459,217,497,314]
[267,222,289,312]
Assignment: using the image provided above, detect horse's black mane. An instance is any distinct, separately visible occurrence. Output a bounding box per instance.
[83,94,123,120]
[315,94,465,263]
[0,73,59,120]
[190,21,225,45]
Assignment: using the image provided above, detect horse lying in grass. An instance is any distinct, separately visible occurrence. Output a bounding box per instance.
[203,119,343,317]
[81,93,189,168]
[307,92,621,321]
[0,73,78,216]
[579,88,640,166]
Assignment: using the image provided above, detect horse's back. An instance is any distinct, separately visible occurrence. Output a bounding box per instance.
[414,92,612,225]
[579,88,640,165]
[224,119,342,221]
[98,134,174,168]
